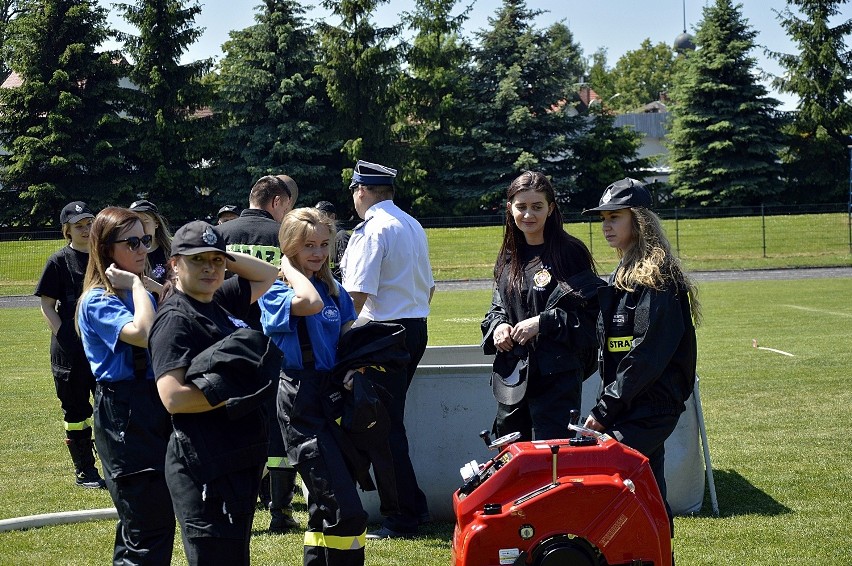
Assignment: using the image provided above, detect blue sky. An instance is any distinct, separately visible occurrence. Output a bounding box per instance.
[105,0,852,111]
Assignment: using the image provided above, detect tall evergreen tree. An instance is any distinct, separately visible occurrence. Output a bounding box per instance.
[667,0,783,207]
[461,0,585,212]
[0,0,126,225]
[586,48,615,102]
[0,1,26,79]
[314,0,401,172]
[396,0,473,215]
[770,0,852,204]
[115,0,214,220]
[212,0,337,208]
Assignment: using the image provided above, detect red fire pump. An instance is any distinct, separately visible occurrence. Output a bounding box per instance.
[452,412,672,566]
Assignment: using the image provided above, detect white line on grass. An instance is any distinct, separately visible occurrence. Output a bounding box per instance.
[781,305,852,318]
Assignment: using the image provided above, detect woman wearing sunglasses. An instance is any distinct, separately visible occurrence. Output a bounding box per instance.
[77,206,175,565]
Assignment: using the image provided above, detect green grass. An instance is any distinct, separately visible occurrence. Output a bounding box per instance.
[3,212,850,294]
[2,277,852,564]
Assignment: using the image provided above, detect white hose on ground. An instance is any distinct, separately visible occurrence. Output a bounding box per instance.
[0,507,117,533]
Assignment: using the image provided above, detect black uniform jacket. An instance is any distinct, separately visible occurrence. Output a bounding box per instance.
[481,268,605,377]
[328,321,410,515]
[591,282,697,428]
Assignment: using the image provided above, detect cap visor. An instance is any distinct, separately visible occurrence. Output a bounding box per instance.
[66,213,95,223]
[581,204,632,215]
[175,246,236,262]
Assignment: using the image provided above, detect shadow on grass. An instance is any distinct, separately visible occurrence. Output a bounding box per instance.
[694,468,792,518]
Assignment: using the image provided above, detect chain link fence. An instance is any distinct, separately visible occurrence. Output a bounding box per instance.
[2,204,850,295]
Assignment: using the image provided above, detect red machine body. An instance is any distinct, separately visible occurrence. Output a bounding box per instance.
[452,434,671,566]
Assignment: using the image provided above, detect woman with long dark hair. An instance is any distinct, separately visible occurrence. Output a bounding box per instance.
[77,206,175,565]
[481,171,604,441]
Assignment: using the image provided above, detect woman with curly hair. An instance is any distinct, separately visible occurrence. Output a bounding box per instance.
[582,177,701,543]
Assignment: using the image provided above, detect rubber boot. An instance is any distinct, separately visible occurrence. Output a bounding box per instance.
[66,431,106,489]
[258,470,271,510]
[268,467,299,533]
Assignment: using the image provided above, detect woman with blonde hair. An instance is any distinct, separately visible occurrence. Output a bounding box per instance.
[77,206,175,564]
[582,178,700,547]
[259,207,368,566]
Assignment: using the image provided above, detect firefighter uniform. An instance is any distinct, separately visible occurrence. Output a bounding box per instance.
[340,182,435,536]
[78,287,175,565]
[481,243,603,442]
[35,241,106,488]
[260,278,368,566]
[150,275,273,566]
[591,280,697,535]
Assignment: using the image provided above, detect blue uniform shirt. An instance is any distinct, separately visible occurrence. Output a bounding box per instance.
[259,278,356,372]
[78,288,156,381]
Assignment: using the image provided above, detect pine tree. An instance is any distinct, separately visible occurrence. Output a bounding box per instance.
[770,0,852,204]
[314,0,401,171]
[667,0,783,207]
[396,0,473,215]
[0,0,126,225]
[115,0,214,220]
[0,1,27,79]
[212,0,337,208]
[462,0,585,213]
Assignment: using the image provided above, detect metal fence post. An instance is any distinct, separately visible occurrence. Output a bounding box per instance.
[675,207,680,256]
[588,220,593,255]
[761,204,767,258]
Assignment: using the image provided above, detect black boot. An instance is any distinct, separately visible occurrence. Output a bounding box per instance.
[258,471,271,510]
[66,432,106,489]
[268,467,299,533]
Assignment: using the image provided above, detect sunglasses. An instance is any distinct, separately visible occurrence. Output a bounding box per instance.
[113,234,153,250]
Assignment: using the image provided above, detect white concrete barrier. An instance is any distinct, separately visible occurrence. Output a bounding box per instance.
[358,345,709,521]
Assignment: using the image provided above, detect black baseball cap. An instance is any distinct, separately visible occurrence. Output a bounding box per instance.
[171,220,235,260]
[129,199,159,213]
[582,178,652,214]
[217,205,239,217]
[59,201,95,225]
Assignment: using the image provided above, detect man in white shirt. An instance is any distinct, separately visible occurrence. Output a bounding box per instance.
[341,160,435,539]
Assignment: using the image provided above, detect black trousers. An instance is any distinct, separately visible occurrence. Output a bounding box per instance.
[494,367,582,441]
[94,380,174,566]
[607,413,680,537]
[368,317,428,533]
[50,332,96,427]
[166,437,264,566]
[279,368,368,566]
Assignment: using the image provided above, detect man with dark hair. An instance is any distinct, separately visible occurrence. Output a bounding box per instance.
[340,160,435,539]
[217,175,297,267]
[216,173,300,534]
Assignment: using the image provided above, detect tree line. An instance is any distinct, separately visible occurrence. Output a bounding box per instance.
[0,0,849,227]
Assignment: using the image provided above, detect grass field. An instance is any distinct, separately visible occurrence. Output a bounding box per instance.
[1,276,851,565]
[2,212,850,295]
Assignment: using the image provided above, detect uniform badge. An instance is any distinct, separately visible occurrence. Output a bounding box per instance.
[202,226,217,245]
[533,268,551,289]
